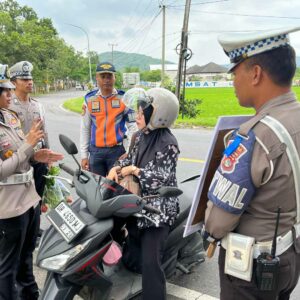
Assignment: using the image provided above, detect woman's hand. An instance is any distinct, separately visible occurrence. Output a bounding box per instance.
[26,120,44,147]
[107,166,121,182]
[34,149,64,163]
[121,165,139,177]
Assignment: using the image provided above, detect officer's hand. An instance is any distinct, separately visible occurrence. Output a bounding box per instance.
[81,158,89,171]
[34,149,64,163]
[26,121,44,147]
[107,166,121,183]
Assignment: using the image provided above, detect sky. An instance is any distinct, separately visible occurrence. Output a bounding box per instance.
[16,0,300,67]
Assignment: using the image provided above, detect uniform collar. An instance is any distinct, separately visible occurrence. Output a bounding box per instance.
[12,94,32,105]
[96,88,118,98]
[257,91,297,115]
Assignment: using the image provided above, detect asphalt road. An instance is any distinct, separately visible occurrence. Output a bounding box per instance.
[34,89,299,299]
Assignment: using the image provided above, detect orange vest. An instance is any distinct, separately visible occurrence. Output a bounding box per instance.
[86,92,128,147]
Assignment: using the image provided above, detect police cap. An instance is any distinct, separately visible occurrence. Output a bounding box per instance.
[0,64,15,89]
[9,61,33,80]
[96,62,116,74]
[218,26,300,72]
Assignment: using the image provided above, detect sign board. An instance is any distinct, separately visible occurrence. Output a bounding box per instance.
[184,81,233,88]
[183,115,253,237]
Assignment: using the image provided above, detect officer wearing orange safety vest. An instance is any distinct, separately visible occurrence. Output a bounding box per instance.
[80,62,137,176]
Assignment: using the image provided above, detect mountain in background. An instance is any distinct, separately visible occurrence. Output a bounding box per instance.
[98,51,175,71]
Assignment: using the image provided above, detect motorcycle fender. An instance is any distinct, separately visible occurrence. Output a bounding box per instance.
[40,272,81,300]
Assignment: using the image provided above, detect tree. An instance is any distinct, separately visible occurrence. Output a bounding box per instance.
[140,70,161,82]
[0,0,94,89]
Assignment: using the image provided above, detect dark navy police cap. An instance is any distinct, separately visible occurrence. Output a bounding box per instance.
[96,62,116,74]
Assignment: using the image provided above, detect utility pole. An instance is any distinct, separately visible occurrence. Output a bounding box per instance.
[175,0,192,99]
[160,3,166,87]
[108,43,118,64]
[65,23,93,84]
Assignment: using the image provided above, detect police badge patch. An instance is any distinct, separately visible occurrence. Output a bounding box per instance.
[91,101,100,113]
[221,142,247,174]
[111,99,120,108]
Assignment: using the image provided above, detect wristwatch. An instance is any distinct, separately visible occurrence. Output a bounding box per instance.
[131,166,137,175]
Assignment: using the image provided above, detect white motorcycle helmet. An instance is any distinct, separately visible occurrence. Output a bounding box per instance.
[123,87,179,131]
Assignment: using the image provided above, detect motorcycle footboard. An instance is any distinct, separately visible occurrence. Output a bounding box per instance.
[40,272,81,300]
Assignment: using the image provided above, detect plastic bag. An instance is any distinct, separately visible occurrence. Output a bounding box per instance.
[42,179,65,210]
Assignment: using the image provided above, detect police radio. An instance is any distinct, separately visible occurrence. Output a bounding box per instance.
[255,207,281,291]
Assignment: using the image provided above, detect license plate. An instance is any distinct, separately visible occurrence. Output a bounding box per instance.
[46,201,86,243]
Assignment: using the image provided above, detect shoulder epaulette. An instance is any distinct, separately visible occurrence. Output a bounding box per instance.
[30,97,38,102]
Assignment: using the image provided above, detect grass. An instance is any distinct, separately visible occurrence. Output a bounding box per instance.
[63,97,84,114]
[63,87,300,127]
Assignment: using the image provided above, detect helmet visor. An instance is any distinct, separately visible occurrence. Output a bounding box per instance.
[123,88,152,113]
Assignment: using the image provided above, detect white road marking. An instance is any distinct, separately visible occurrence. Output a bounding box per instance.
[167,282,219,300]
[59,104,78,115]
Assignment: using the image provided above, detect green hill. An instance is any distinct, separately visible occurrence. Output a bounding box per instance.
[98,51,175,71]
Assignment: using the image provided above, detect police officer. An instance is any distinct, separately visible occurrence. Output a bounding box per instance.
[203,26,300,299]
[0,64,63,300]
[9,61,49,198]
[80,62,137,176]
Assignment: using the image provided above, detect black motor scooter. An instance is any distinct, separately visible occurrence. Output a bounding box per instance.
[36,135,205,300]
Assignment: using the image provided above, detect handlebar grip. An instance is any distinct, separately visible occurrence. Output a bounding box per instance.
[143,204,161,215]
[59,163,75,176]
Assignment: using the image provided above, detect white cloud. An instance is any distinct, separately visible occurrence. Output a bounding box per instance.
[17,0,300,67]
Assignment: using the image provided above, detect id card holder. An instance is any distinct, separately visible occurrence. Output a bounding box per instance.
[224,232,255,282]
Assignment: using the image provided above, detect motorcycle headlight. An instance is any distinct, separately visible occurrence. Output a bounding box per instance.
[38,238,91,271]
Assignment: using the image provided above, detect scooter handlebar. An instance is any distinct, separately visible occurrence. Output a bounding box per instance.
[59,163,75,177]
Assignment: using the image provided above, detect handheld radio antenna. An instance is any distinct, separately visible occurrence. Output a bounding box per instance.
[271,207,281,258]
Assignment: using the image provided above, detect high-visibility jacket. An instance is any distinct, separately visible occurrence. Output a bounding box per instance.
[80,89,136,159]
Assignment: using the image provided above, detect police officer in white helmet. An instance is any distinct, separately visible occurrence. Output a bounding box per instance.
[108,87,180,300]
[0,64,63,300]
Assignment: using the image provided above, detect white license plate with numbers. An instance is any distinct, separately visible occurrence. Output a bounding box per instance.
[47,201,86,243]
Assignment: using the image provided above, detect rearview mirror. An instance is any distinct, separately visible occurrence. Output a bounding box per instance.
[59,134,78,155]
[157,187,183,198]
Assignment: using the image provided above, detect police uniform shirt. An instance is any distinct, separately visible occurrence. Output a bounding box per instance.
[0,109,40,218]
[205,91,300,242]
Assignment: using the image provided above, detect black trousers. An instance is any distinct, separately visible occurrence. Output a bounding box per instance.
[33,162,48,198]
[140,225,170,300]
[219,245,300,300]
[89,144,125,176]
[0,205,40,300]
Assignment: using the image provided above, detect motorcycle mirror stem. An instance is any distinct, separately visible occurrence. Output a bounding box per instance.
[59,134,82,174]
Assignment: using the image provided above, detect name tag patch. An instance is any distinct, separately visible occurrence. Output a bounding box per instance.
[111,99,120,108]
[91,101,101,113]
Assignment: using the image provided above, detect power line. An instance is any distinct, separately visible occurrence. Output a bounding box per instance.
[170,0,229,7]
[170,8,300,20]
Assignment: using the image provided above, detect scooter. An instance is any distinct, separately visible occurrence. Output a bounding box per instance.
[36,135,205,300]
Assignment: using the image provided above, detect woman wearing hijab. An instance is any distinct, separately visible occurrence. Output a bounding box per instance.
[108,87,180,300]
